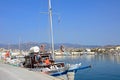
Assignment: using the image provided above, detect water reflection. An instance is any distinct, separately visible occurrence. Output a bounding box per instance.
[55,54,120,64]
[110,55,120,64]
[96,54,120,64]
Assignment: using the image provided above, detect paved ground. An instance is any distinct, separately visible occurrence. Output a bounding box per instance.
[0,63,62,80]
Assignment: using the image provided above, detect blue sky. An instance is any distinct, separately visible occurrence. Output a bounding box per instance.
[0,0,120,45]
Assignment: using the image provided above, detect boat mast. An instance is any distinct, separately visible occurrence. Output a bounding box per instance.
[48,0,55,60]
[19,37,21,51]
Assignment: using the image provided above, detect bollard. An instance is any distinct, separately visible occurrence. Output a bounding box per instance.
[67,72,75,80]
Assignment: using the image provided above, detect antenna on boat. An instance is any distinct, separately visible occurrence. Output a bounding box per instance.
[48,0,55,60]
[19,36,21,51]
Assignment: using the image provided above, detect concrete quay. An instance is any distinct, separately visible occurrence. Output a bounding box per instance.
[0,63,63,80]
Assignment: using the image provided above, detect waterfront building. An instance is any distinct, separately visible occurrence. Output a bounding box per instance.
[116,46,120,50]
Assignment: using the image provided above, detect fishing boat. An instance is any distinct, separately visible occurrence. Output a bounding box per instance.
[23,46,90,77]
[22,0,91,79]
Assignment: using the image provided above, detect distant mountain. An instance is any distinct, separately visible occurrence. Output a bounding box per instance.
[0,42,101,50]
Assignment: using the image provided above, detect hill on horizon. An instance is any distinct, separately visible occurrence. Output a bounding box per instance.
[0,42,101,50]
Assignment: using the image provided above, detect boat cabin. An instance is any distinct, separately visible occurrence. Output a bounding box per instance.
[23,53,64,68]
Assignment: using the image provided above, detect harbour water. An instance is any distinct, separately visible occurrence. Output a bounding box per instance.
[55,54,120,80]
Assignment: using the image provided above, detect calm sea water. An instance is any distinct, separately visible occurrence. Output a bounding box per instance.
[55,54,120,80]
